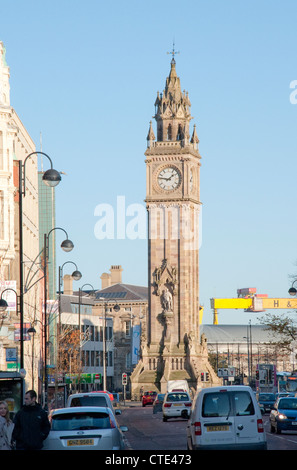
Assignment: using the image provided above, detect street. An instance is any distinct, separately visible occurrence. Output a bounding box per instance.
[118,404,297,451]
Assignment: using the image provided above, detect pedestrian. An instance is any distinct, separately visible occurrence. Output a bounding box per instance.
[12,390,50,450]
[0,401,14,450]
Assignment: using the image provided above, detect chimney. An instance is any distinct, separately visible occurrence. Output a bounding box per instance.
[100,272,111,289]
[63,274,73,295]
[110,265,123,285]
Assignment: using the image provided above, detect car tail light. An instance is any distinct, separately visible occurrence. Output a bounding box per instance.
[194,422,202,436]
[164,403,172,408]
[257,419,264,433]
[185,402,192,407]
[109,416,116,429]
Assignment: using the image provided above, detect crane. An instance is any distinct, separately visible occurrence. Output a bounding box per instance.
[210,288,297,325]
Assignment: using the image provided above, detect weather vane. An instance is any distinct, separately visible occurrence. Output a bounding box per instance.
[167,41,180,61]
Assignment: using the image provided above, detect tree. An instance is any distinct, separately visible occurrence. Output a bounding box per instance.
[258,313,297,354]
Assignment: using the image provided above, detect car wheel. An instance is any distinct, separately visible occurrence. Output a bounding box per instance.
[142,403,145,407]
[163,416,168,422]
[270,422,275,433]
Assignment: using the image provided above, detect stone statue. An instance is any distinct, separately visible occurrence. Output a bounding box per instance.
[161,288,173,312]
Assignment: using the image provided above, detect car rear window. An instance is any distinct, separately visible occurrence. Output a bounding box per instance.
[167,393,190,402]
[202,392,231,417]
[259,394,275,401]
[278,398,297,410]
[144,392,157,396]
[234,391,255,416]
[202,391,255,417]
[70,396,108,407]
[51,412,112,431]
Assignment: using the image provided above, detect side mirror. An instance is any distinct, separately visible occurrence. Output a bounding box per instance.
[120,426,128,432]
[115,409,122,415]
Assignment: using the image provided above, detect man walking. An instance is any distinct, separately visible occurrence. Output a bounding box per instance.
[12,390,50,450]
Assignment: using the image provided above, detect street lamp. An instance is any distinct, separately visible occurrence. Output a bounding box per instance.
[289,280,297,296]
[78,283,96,392]
[98,298,120,390]
[56,261,82,402]
[17,152,61,389]
[43,228,75,409]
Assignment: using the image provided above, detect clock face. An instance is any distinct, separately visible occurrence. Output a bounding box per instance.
[157,166,181,191]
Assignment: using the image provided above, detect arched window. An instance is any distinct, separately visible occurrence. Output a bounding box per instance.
[177,124,183,141]
[167,124,172,141]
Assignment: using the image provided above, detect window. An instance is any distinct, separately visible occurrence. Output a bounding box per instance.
[51,412,113,431]
[124,321,130,337]
[202,392,231,418]
[233,391,255,416]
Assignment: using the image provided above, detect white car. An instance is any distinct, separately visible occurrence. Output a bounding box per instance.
[43,406,128,450]
[66,392,121,416]
[162,391,192,421]
[187,385,267,450]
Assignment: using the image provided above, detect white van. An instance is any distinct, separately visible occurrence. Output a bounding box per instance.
[187,386,267,450]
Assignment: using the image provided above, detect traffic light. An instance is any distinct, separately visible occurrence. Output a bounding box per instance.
[122,372,128,385]
[205,372,209,382]
[201,372,205,382]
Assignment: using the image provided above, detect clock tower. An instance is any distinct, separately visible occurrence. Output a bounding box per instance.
[131,54,218,394]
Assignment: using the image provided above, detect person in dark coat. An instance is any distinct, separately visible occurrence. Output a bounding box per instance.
[12,390,50,450]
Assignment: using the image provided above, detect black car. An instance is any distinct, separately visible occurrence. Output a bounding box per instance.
[257,393,276,412]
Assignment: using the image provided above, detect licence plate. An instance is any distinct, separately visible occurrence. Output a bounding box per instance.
[206,425,229,432]
[67,439,94,446]
[174,403,181,407]
[292,422,297,425]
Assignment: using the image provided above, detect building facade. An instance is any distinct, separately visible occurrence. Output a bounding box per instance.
[0,42,42,393]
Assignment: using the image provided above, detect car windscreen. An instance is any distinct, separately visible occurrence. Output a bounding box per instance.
[51,412,112,431]
[69,396,109,407]
[167,393,189,402]
[278,399,297,410]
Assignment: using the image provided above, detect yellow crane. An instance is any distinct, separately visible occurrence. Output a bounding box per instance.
[210,288,297,325]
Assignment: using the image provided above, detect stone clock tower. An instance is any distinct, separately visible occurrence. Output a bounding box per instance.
[131,54,218,395]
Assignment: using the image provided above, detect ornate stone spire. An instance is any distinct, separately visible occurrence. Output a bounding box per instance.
[153,55,192,143]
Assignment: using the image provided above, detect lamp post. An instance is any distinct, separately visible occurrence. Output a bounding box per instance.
[78,284,95,392]
[43,228,74,409]
[98,298,120,390]
[56,262,82,402]
[18,152,61,376]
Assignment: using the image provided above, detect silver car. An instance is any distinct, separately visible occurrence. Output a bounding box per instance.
[43,406,128,450]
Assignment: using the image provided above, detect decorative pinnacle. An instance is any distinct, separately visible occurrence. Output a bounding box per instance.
[167,41,180,63]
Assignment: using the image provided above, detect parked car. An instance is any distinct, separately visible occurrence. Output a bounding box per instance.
[257,393,276,413]
[153,393,165,414]
[43,406,128,450]
[187,386,267,450]
[66,392,121,415]
[162,391,192,421]
[142,391,157,407]
[270,397,297,434]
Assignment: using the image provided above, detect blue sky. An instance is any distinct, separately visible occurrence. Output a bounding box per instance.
[1,0,297,324]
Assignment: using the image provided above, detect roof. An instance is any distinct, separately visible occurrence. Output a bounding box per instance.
[200,324,280,344]
[93,283,148,302]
